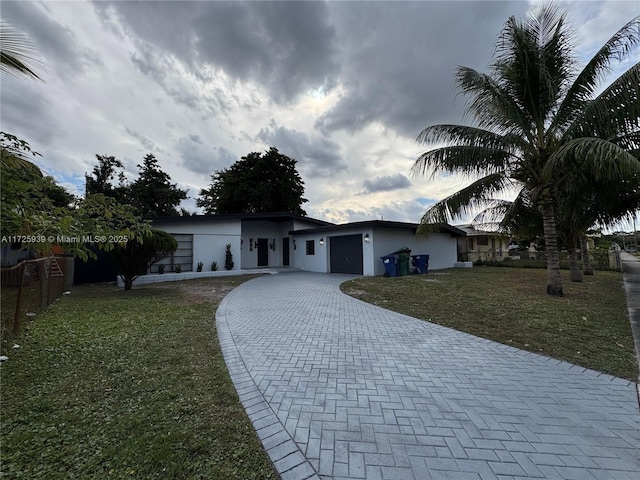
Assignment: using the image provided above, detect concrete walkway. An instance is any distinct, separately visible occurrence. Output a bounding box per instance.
[216,272,640,480]
[621,251,640,384]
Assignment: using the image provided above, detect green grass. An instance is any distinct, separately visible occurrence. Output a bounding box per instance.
[342,267,638,382]
[0,277,279,480]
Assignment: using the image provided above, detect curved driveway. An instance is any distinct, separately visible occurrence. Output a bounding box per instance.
[216,272,640,480]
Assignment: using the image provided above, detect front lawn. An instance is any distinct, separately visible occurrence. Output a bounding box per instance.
[0,277,279,480]
[341,267,638,382]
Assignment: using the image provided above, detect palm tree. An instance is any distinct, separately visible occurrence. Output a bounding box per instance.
[412,6,640,296]
[0,20,43,81]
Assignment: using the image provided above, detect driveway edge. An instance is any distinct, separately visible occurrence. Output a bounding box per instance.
[216,284,321,480]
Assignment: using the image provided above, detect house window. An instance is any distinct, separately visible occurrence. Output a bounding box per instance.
[306,240,315,255]
[477,237,489,246]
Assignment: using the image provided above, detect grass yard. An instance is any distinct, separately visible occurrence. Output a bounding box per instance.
[342,267,638,382]
[0,276,279,480]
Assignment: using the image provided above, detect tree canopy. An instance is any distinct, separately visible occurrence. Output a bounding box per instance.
[85,153,187,218]
[197,147,307,215]
[412,6,640,296]
[108,229,178,290]
[130,154,188,217]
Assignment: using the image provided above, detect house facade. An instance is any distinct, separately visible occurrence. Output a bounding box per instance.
[151,213,465,276]
[455,224,509,262]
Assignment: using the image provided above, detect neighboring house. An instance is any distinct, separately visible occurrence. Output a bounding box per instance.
[455,224,509,262]
[151,213,464,276]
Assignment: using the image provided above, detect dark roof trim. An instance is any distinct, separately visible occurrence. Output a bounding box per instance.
[289,220,465,237]
[151,212,334,226]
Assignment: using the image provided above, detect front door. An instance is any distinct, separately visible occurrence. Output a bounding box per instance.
[282,237,290,266]
[257,238,269,267]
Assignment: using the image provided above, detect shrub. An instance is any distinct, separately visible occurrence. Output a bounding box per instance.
[211,261,218,271]
[224,244,234,271]
[197,261,203,272]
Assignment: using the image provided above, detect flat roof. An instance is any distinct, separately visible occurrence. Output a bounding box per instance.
[151,212,334,226]
[289,220,465,237]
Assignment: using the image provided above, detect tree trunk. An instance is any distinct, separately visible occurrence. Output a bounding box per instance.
[124,276,133,290]
[580,234,594,275]
[540,199,564,296]
[568,244,583,282]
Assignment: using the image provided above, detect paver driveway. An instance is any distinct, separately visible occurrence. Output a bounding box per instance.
[216,272,640,480]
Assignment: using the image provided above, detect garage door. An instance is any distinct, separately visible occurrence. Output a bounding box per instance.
[330,234,363,274]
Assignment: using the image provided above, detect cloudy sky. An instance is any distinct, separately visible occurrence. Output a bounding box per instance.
[1,0,638,226]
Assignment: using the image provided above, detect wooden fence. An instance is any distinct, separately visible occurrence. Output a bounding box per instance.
[1,256,73,341]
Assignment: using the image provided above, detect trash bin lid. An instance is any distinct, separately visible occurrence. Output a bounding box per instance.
[390,246,411,255]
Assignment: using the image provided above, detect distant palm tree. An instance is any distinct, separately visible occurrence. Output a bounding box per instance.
[412,5,640,296]
[0,20,43,81]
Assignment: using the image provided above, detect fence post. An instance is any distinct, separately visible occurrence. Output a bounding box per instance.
[12,263,25,335]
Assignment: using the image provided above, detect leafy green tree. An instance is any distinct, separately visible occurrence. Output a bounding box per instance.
[412,7,640,296]
[197,147,307,215]
[85,155,129,202]
[129,154,187,218]
[108,229,178,290]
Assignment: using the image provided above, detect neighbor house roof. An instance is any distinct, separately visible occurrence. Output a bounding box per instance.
[455,224,506,237]
[151,212,334,226]
[290,220,465,237]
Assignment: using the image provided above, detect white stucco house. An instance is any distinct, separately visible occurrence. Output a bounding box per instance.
[150,212,465,276]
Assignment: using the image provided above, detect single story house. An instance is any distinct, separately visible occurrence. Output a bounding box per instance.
[151,213,465,276]
[455,224,509,262]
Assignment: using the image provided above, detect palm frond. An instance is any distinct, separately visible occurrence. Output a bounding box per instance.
[563,63,640,141]
[416,124,525,151]
[0,21,44,81]
[546,137,640,184]
[495,7,575,128]
[411,145,513,179]
[455,67,536,144]
[553,15,640,131]
[416,172,511,234]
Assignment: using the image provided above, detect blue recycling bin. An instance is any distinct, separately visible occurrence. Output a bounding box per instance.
[411,254,429,274]
[380,255,398,277]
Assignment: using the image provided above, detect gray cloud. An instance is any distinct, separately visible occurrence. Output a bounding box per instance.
[363,173,411,194]
[257,121,346,178]
[124,127,156,152]
[176,135,237,176]
[0,77,57,145]
[95,1,340,103]
[3,1,101,80]
[316,1,531,138]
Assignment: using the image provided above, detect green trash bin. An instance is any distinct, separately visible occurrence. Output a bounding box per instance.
[397,253,410,276]
[392,247,412,276]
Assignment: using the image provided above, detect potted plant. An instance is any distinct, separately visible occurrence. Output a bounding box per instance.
[158,264,165,274]
[211,261,218,271]
[175,264,182,273]
[197,261,203,272]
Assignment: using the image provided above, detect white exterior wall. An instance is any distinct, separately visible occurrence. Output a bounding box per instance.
[371,229,458,275]
[153,219,241,271]
[291,231,329,273]
[241,221,289,268]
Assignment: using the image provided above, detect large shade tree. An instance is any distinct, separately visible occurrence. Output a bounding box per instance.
[412,6,640,296]
[197,147,307,215]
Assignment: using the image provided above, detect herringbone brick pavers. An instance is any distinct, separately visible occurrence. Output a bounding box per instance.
[216,272,640,480]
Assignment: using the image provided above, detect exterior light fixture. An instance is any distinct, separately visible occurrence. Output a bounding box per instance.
[293,239,296,250]
[319,238,324,246]
[364,234,370,243]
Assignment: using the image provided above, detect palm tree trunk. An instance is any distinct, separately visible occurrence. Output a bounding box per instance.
[568,243,583,282]
[540,199,564,296]
[579,234,594,275]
